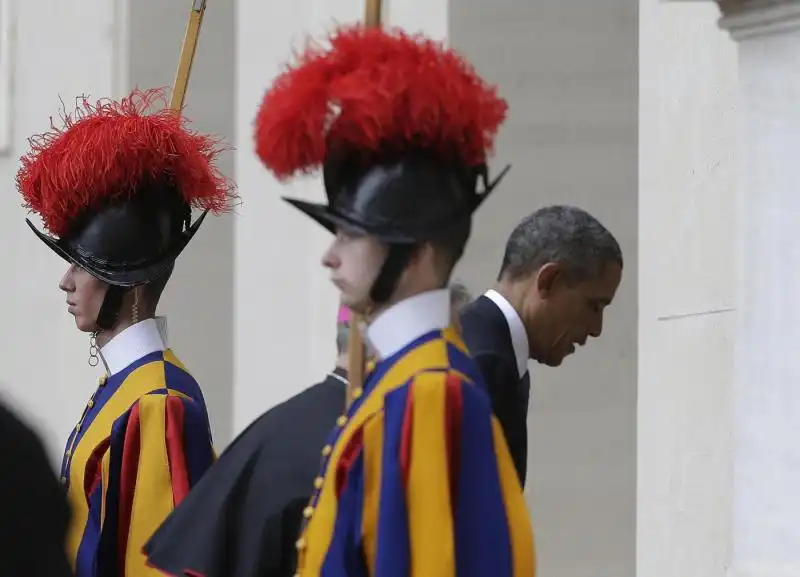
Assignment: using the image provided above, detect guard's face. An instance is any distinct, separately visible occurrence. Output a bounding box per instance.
[322,227,388,314]
[59,263,108,333]
[525,261,622,367]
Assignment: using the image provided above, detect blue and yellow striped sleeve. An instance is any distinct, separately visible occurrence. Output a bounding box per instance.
[95,391,215,577]
[360,370,536,577]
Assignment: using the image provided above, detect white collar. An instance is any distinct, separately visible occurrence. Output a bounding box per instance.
[100,317,168,376]
[329,371,349,386]
[366,289,451,359]
[484,289,529,378]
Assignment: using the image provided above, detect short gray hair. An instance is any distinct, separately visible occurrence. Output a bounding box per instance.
[498,205,622,282]
[449,281,472,313]
[336,324,350,356]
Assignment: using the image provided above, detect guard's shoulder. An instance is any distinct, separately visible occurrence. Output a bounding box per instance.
[387,369,489,406]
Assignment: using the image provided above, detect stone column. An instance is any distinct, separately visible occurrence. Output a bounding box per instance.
[717,2,800,575]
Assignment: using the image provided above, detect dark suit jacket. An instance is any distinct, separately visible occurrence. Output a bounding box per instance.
[0,401,72,577]
[460,295,530,486]
[145,370,348,577]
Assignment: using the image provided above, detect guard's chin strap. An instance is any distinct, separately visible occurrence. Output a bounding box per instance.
[95,286,128,331]
[368,244,418,304]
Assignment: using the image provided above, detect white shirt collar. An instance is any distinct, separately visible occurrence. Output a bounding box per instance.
[100,317,168,376]
[366,289,451,359]
[484,289,529,378]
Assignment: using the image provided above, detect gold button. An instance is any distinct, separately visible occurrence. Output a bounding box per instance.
[59,476,66,484]
[99,375,107,385]
[313,476,324,489]
[321,445,332,456]
[65,450,72,458]
[352,388,363,399]
[75,424,81,432]
[87,400,94,408]
[296,537,306,550]
[303,506,314,518]
[336,415,347,427]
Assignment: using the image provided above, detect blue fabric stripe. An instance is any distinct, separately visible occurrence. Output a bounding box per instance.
[75,410,131,577]
[180,398,215,486]
[453,382,513,577]
[94,411,130,576]
[373,383,411,577]
[320,452,368,577]
[446,342,484,389]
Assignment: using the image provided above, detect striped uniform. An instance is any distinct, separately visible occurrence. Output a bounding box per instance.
[60,319,214,577]
[296,290,535,577]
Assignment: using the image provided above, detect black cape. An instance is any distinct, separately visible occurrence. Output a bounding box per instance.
[0,400,72,577]
[144,370,347,577]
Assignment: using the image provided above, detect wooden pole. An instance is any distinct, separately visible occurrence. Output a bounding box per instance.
[364,0,383,27]
[346,0,384,408]
[170,0,207,111]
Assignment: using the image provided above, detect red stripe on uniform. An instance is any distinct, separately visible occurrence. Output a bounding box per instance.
[164,396,190,505]
[84,438,109,499]
[443,374,463,504]
[336,427,364,497]
[118,403,142,577]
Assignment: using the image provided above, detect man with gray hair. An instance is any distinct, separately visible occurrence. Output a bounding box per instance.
[460,205,623,485]
[449,281,472,329]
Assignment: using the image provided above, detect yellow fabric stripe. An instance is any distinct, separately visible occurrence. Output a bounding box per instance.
[163,349,188,372]
[66,359,170,565]
[360,416,383,575]
[167,389,190,401]
[491,419,536,577]
[442,326,470,355]
[299,334,451,575]
[125,380,176,577]
[406,371,456,577]
[100,450,111,529]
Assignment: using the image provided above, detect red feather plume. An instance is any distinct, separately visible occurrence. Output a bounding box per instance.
[254,26,508,180]
[17,88,237,237]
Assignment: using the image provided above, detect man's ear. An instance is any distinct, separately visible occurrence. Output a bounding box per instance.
[535,262,563,298]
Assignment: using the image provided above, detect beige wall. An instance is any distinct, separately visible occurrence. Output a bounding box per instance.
[450,2,639,576]
[0,0,120,459]
[639,2,737,577]
[124,0,237,445]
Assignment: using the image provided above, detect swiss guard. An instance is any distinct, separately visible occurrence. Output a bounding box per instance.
[17,88,236,577]
[255,25,536,577]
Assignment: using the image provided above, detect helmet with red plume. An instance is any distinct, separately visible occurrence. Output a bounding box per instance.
[18,88,236,329]
[254,26,509,304]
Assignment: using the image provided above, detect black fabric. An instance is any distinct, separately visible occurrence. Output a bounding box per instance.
[0,400,72,577]
[460,295,530,486]
[26,184,207,288]
[144,371,348,577]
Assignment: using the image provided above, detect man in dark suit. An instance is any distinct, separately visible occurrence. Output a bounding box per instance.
[0,400,72,577]
[460,205,623,486]
[144,306,352,577]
